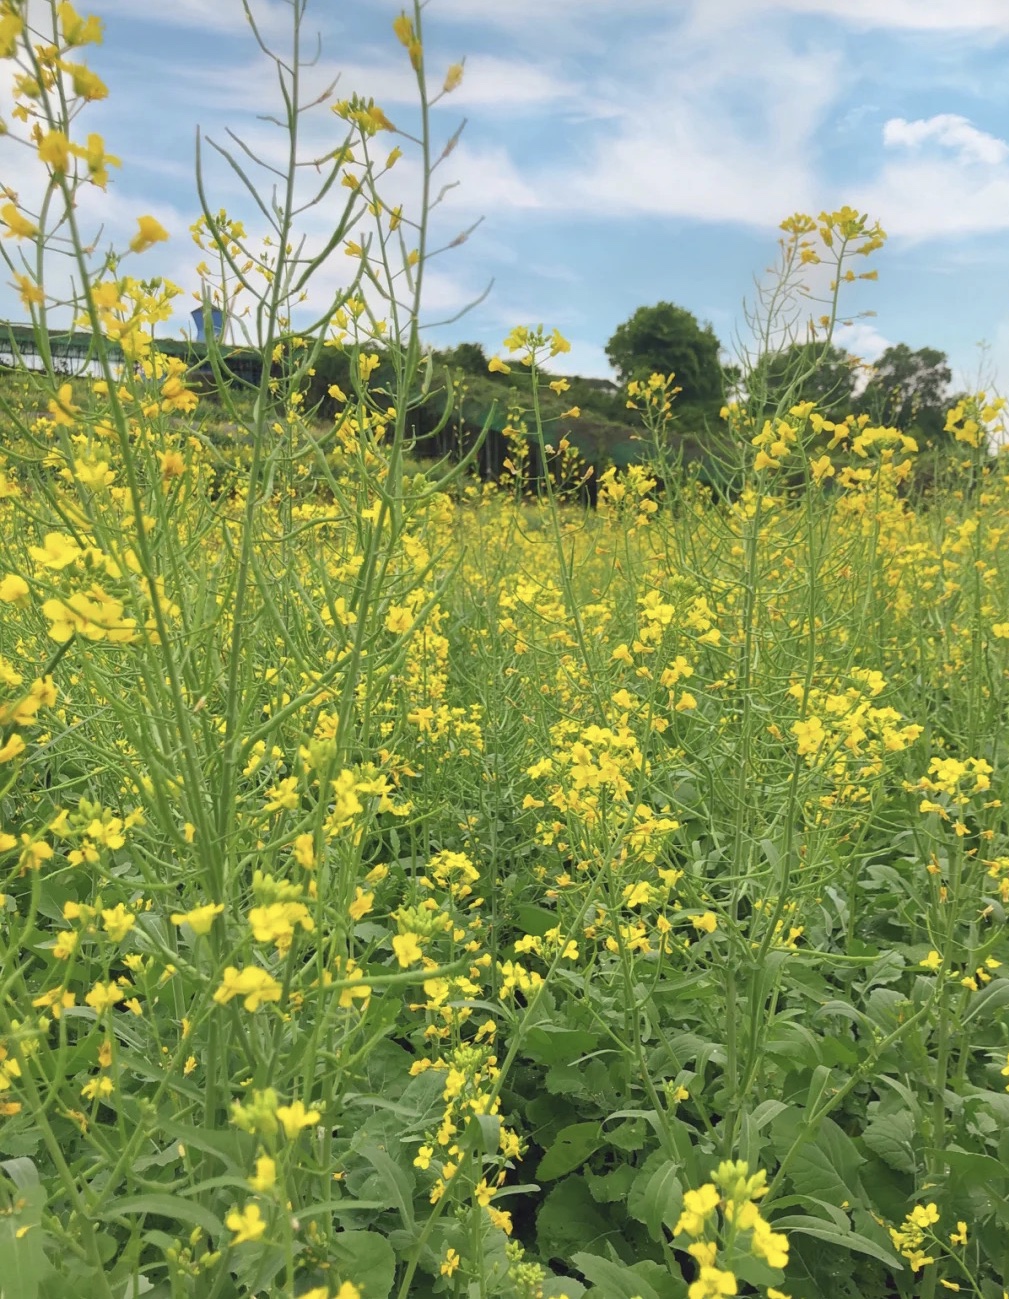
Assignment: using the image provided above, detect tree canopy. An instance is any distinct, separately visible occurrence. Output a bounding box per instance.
[855,343,953,440]
[760,341,860,420]
[605,301,724,405]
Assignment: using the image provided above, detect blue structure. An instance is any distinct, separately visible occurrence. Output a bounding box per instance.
[191,306,225,342]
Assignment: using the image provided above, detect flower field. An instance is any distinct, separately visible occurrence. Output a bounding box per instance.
[2,3,1009,1299]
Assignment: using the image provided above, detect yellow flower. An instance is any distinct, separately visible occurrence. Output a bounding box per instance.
[170,902,223,935]
[691,912,717,934]
[0,575,29,604]
[225,1202,266,1245]
[348,888,374,921]
[440,1248,461,1277]
[337,960,371,1009]
[487,1206,512,1234]
[443,63,464,93]
[750,1215,789,1268]
[0,203,36,240]
[392,13,415,45]
[687,1265,737,1299]
[58,2,104,45]
[53,930,78,960]
[38,130,71,171]
[85,981,123,1014]
[14,274,44,308]
[392,932,423,967]
[248,1155,276,1192]
[675,1183,720,1237]
[0,10,23,58]
[293,833,315,869]
[549,328,571,356]
[792,716,825,756]
[810,454,835,483]
[48,384,79,427]
[101,904,135,943]
[622,881,653,908]
[29,532,80,569]
[687,1241,717,1268]
[385,606,413,634]
[81,1076,114,1101]
[129,215,169,253]
[248,901,314,952]
[919,950,942,971]
[909,1203,940,1228]
[276,1098,321,1139]
[487,356,511,374]
[213,966,283,1012]
[0,735,26,765]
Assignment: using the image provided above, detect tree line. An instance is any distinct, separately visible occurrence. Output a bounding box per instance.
[442,301,960,449]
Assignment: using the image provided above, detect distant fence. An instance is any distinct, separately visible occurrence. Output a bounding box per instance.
[0,322,264,385]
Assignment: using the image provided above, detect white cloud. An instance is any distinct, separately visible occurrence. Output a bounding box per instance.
[542,339,615,381]
[883,115,1009,165]
[341,53,575,113]
[184,50,574,117]
[834,321,892,366]
[527,19,839,228]
[854,158,1009,239]
[756,0,1009,30]
[90,0,290,35]
[369,0,671,40]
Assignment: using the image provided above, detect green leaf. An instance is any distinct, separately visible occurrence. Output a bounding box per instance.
[524,1027,599,1067]
[962,978,1009,1024]
[639,1160,682,1242]
[515,904,559,936]
[586,1164,637,1204]
[97,1193,224,1239]
[861,1111,917,1174]
[357,1144,415,1231]
[160,1121,253,1175]
[939,1149,1009,1184]
[537,1122,604,1181]
[329,1231,396,1299]
[542,1279,586,1299]
[537,1176,616,1261]
[572,1252,660,1299]
[0,1183,50,1299]
[772,1114,864,1205]
[0,1159,39,1192]
[772,1215,903,1269]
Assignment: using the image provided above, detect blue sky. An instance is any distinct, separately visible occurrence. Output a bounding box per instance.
[7,0,1009,392]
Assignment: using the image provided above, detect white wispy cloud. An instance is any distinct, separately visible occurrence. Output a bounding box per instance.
[89,0,290,36]
[525,16,840,227]
[883,114,1009,165]
[756,0,1009,30]
[853,116,1009,238]
[834,321,893,363]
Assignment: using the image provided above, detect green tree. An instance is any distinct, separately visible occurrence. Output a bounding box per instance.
[438,341,488,375]
[605,301,724,405]
[761,342,859,419]
[856,343,952,440]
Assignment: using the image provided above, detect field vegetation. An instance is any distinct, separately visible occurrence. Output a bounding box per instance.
[1,3,1008,1299]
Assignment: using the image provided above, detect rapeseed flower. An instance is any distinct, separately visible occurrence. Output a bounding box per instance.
[213,966,283,1012]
